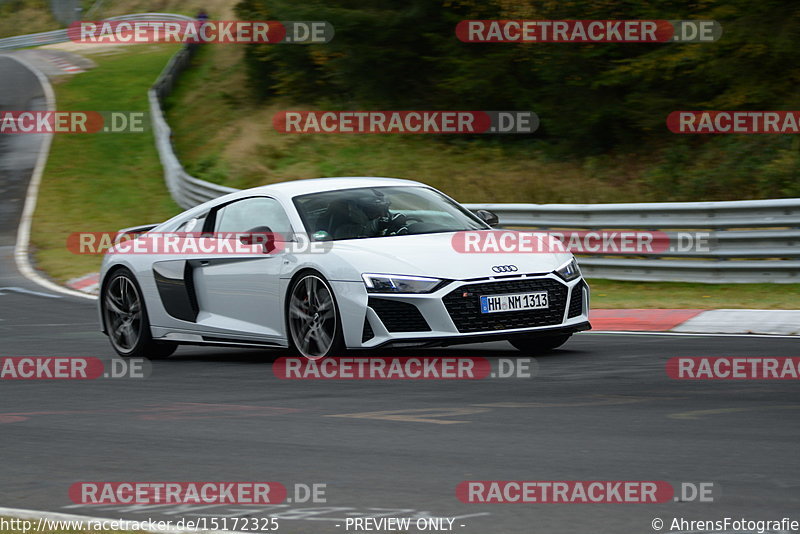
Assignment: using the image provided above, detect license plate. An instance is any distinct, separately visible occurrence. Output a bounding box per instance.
[480,292,549,314]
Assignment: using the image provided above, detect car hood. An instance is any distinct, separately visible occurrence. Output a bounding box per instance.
[325,231,571,281]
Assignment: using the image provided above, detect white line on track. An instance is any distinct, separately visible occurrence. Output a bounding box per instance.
[0,53,97,301]
[0,286,61,298]
[585,330,800,339]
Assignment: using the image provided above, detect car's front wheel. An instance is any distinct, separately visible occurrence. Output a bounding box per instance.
[287,272,344,359]
[509,333,572,354]
[102,268,177,359]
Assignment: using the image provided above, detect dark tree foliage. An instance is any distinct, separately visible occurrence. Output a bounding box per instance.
[234,0,800,197]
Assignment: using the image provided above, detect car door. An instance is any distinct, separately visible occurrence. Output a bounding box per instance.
[191,196,294,340]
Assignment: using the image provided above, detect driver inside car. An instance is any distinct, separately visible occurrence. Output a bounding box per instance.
[328,191,409,239]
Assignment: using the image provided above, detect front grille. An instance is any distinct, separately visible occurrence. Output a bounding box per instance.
[567,281,586,318]
[368,298,431,332]
[442,278,568,333]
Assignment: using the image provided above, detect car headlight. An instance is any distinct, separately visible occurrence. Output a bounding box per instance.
[362,273,443,293]
[554,258,581,281]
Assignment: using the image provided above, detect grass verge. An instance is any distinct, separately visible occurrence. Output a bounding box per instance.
[164,44,643,203]
[30,44,182,283]
[588,279,800,309]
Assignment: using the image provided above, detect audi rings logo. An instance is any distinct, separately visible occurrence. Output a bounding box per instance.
[491,265,518,273]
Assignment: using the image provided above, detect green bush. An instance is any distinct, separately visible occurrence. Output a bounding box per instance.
[228,0,800,200]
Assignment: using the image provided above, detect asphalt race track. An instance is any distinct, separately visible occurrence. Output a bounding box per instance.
[1,57,799,534]
[0,55,47,251]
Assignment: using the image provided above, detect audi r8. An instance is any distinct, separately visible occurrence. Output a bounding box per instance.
[99,177,591,359]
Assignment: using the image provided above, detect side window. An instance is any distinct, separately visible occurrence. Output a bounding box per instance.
[213,197,293,238]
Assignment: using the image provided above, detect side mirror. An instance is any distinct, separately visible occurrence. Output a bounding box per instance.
[240,227,277,254]
[474,209,499,227]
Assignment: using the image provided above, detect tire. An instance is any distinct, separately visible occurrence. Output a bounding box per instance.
[286,272,344,359]
[509,333,572,354]
[101,268,177,359]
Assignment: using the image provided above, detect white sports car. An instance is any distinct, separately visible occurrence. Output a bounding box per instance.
[99,177,590,359]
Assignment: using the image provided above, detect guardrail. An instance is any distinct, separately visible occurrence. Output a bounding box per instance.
[149,43,238,209]
[462,201,800,283]
[0,29,68,50]
[0,13,193,50]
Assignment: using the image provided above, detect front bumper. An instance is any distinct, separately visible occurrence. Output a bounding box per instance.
[350,272,590,348]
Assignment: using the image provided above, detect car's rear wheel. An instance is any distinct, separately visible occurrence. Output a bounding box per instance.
[509,333,572,354]
[287,272,344,359]
[102,269,177,359]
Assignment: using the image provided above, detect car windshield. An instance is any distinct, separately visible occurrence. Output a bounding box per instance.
[293,186,487,240]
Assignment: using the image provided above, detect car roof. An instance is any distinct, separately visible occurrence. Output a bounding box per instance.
[246,177,424,198]
[159,177,431,230]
